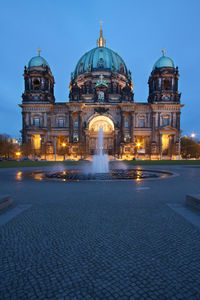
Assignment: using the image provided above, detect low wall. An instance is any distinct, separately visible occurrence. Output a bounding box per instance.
[186,194,200,210]
[0,195,13,211]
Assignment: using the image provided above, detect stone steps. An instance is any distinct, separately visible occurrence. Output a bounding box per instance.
[186,194,200,210]
[0,195,13,211]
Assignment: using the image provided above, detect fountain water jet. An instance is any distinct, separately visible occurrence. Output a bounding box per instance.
[91,127,109,173]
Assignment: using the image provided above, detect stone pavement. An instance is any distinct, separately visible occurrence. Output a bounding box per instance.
[0,165,200,299]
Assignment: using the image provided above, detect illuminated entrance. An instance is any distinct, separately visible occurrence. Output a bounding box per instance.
[32,134,41,150]
[88,115,114,154]
[162,134,174,156]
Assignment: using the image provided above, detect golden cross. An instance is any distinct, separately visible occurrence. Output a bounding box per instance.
[162,49,166,56]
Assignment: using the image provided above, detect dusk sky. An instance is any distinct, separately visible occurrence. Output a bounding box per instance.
[1,0,200,138]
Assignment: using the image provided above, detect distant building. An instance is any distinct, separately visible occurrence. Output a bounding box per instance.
[20,27,183,159]
[8,138,22,146]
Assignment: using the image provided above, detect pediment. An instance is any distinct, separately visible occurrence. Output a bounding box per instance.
[157,125,177,133]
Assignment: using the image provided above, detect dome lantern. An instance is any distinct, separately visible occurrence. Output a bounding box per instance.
[97,21,106,47]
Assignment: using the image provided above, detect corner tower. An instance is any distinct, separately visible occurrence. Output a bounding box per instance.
[22,50,55,103]
[20,50,55,145]
[148,50,180,104]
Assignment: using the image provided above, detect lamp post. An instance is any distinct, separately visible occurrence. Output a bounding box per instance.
[62,142,66,160]
[16,152,21,161]
[136,142,141,158]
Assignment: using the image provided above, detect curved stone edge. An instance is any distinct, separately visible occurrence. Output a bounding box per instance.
[186,194,200,211]
[0,195,13,211]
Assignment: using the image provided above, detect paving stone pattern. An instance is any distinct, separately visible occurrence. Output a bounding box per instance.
[0,166,200,299]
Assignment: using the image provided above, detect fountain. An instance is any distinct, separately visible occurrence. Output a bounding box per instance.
[27,127,173,181]
[91,127,109,173]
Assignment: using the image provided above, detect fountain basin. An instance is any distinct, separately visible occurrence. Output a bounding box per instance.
[26,168,173,182]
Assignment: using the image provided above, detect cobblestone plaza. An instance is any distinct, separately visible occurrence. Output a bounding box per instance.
[0,165,200,299]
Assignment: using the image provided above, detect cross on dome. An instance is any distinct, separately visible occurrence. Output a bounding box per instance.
[97,22,106,47]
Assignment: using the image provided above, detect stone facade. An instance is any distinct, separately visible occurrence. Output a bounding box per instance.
[20,30,183,160]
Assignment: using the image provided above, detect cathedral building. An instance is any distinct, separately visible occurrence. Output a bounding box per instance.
[20,27,183,160]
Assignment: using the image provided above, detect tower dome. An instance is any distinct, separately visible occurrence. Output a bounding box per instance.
[153,50,175,70]
[74,47,128,78]
[73,25,129,79]
[28,50,50,68]
[70,26,133,103]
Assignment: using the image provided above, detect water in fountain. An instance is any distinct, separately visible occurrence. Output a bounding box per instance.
[91,127,109,173]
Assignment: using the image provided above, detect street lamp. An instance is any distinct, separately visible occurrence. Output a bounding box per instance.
[136,142,141,148]
[191,133,196,139]
[62,142,67,160]
[16,152,21,160]
[135,142,141,159]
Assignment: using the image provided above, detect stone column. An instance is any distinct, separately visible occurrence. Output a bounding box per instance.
[152,112,156,141]
[146,136,150,156]
[85,132,89,155]
[43,113,47,128]
[78,112,82,142]
[22,112,26,143]
[114,131,119,156]
[158,113,160,127]
[69,111,73,143]
[173,112,176,128]
[176,112,181,131]
[120,111,124,142]
[131,112,134,143]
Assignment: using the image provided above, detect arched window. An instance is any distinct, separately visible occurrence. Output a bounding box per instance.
[139,119,145,128]
[58,119,64,128]
[79,63,84,73]
[120,62,125,73]
[163,79,169,90]
[124,133,130,142]
[163,117,169,126]
[124,121,129,128]
[33,79,40,90]
[98,91,104,102]
[73,134,79,142]
[33,118,40,127]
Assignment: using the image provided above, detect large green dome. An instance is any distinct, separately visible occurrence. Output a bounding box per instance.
[73,46,128,78]
[28,55,49,68]
[153,55,175,70]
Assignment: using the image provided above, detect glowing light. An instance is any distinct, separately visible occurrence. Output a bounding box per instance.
[191,133,196,138]
[136,142,141,148]
[89,115,114,132]
[62,143,66,147]
[32,135,41,150]
[16,171,22,181]
[62,171,66,175]
[33,173,43,181]
[162,135,169,151]
[16,152,21,156]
